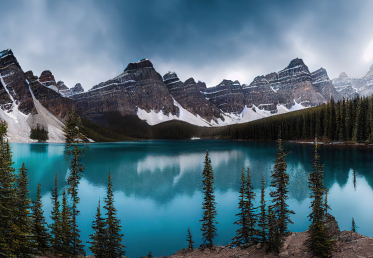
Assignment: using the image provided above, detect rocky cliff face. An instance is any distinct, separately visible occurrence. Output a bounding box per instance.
[203,80,246,113]
[25,71,73,122]
[332,64,373,99]
[163,72,222,122]
[0,49,69,142]
[72,59,179,125]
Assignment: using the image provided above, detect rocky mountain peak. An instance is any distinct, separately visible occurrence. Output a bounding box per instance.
[339,72,348,78]
[39,70,55,82]
[278,57,311,79]
[56,81,69,90]
[25,70,38,81]
[0,49,20,69]
[286,58,306,69]
[124,58,153,72]
[72,83,84,94]
[185,77,196,84]
[163,71,179,82]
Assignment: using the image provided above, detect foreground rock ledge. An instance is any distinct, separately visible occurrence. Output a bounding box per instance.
[163,215,373,258]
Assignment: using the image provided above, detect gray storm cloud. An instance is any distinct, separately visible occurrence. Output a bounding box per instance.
[0,0,372,90]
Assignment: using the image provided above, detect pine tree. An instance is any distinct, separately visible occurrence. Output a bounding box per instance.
[352,217,358,232]
[49,172,62,253]
[32,183,50,254]
[232,168,248,246]
[306,140,334,257]
[345,101,353,141]
[186,227,195,250]
[353,97,364,142]
[0,123,22,256]
[270,138,294,237]
[245,167,258,244]
[267,205,281,253]
[61,188,73,255]
[63,107,89,256]
[14,162,35,257]
[324,189,331,215]
[88,199,107,258]
[257,175,267,244]
[147,251,153,258]
[103,171,126,257]
[200,150,218,249]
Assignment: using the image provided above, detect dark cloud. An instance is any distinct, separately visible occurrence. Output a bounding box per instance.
[0,0,372,90]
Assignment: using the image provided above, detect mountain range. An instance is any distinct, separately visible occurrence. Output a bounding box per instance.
[0,48,371,143]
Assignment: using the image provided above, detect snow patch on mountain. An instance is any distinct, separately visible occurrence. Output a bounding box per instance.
[137,98,211,127]
[137,98,307,127]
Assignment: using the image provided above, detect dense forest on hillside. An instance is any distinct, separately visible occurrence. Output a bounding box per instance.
[80,95,373,143]
[212,96,373,142]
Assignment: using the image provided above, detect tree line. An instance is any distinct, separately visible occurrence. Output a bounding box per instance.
[214,95,373,142]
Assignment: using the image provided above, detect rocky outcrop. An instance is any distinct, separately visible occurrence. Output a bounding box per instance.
[163,72,222,122]
[72,59,179,125]
[311,68,341,101]
[0,49,34,114]
[71,83,84,94]
[39,70,58,91]
[332,64,373,99]
[56,81,69,90]
[25,71,73,122]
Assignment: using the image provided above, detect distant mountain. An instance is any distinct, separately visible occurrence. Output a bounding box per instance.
[332,64,373,99]
[71,57,341,128]
[0,48,348,142]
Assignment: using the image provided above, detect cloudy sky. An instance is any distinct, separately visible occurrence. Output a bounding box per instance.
[1,0,373,90]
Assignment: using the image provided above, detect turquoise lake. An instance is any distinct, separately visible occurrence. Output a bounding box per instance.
[9,140,373,257]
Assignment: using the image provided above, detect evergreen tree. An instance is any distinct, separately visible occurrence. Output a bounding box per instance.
[63,107,89,256]
[147,251,153,258]
[88,199,107,258]
[352,217,358,232]
[200,150,218,249]
[15,162,35,257]
[245,167,258,244]
[186,227,194,250]
[103,171,126,257]
[345,101,353,141]
[353,97,364,142]
[257,175,267,244]
[267,205,281,253]
[324,189,331,215]
[32,184,50,254]
[329,96,336,140]
[0,122,22,256]
[270,139,294,236]
[49,172,62,253]
[61,188,73,255]
[232,168,248,246]
[306,140,334,257]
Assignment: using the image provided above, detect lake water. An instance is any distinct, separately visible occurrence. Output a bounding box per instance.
[9,140,373,257]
